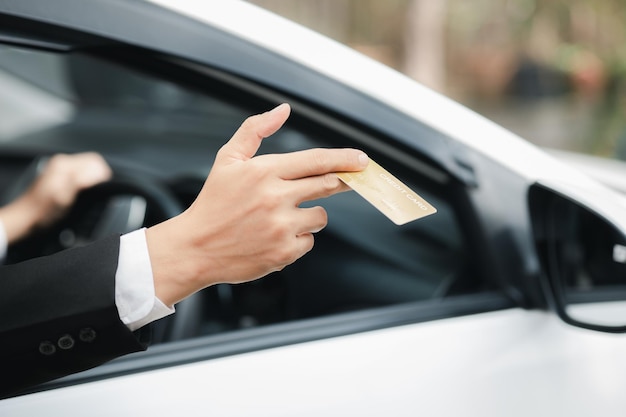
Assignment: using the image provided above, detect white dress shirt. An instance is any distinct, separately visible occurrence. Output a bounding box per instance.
[0,222,174,331]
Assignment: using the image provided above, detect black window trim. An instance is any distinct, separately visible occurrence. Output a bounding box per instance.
[16,292,514,397]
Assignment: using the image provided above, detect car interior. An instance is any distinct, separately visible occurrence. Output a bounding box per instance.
[0,43,491,345]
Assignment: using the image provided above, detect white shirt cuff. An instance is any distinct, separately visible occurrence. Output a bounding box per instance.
[115,228,175,332]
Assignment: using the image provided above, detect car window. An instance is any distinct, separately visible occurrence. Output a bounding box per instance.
[0,45,250,179]
[0,44,488,342]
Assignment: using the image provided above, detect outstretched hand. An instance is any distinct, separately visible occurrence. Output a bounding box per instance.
[147,104,369,306]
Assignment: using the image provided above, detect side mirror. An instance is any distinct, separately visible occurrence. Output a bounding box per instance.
[530,181,626,332]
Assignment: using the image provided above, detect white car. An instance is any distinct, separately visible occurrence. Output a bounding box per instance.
[1,0,626,416]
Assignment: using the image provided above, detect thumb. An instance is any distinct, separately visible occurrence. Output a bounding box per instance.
[218,103,291,163]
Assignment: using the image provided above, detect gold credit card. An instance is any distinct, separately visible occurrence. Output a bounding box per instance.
[336,159,437,225]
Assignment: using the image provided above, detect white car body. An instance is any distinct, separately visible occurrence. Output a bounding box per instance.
[1,1,626,415]
[4,309,626,417]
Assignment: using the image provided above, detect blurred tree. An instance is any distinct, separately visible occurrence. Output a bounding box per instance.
[404,0,448,92]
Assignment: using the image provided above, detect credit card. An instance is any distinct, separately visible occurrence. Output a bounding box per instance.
[336,159,437,225]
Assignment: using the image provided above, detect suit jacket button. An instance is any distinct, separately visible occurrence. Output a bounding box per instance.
[79,327,97,343]
[58,334,75,350]
[39,341,56,356]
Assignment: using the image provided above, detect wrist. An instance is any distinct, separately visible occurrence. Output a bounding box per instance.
[146,213,212,306]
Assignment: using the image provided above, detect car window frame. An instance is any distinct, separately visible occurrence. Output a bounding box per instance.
[0,16,518,399]
[15,292,513,397]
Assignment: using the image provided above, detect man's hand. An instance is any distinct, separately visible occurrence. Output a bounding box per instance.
[147,104,369,306]
[0,153,112,244]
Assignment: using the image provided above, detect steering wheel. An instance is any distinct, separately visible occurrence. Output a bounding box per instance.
[5,172,184,261]
[2,156,202,343]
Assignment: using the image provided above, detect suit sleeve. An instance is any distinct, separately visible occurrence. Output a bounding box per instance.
[0,235,148,397]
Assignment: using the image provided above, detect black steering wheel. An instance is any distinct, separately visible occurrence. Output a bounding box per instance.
[6,173,183,261]
[3,156,202,343]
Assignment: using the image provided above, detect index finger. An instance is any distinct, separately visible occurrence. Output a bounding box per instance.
[264,148,369,180]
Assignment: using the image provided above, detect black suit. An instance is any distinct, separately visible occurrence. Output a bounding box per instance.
[0,235,147,397]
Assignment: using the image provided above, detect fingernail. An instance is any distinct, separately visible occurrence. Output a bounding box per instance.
[358,152,369,168]
[269,103,289,114]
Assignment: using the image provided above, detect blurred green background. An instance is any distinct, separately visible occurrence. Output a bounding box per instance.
[248,0,626,160]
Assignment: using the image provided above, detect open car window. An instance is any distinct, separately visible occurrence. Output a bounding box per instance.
[0,44,494,349]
